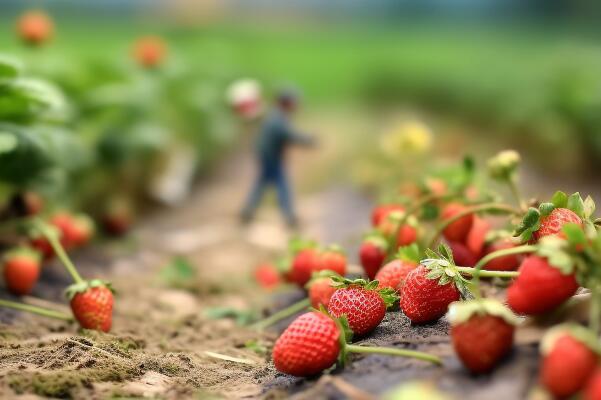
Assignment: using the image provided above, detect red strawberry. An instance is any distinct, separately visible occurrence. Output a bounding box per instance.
[318,249,347,277]
[442,203,474,242]
[507,255,578,315]
[465,217,490,256]
[288,249,320,287]
[272,311,341,376]
[67,281,114,332]
[483,240,521,271]
[359,238,387,279]
[400,265,460,324]
[540,329,599,398]
[424,177,447,196]
[372,204,404,227]
[254,263,281,289]
[533,207,582,242]
[308,277,337,308]
[448,241,478,267]
[2,248,41,295]
[396,224,418,247]
[327,278,396,336]
[51,212,94,249]
[16,10,53,46]
[133,36,167,68]
[584,368,601,400]
[449,300,516,374]
[375,259,418,293]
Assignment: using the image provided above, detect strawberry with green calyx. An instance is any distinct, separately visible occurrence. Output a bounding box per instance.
[427,202,521,250]
[31,219,115,332]
[0,298,72,321]
[375,245,420,293]
[539,325,600,398]
[371,204,405,227]
[507,238,579,316]
[359,233,388,279]
[377,210,418,248]
[66,280,114,332]
[2,247,42,295]
[318,245,347,277]
[288,248,320,287]
[449,299,518,374]
[487,150,524,210]
[272,309,441,377]
[307,270,339,309]
[328,276,398,336]
[514,191,592,243]
[51,212,95,249]
[29,224,62,260]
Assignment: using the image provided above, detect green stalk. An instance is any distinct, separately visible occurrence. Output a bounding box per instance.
[426,203,522,250]
[385,193,449,260]
[34,219,84,284]
[0,299,73,321]
[346,344,442,365]
[466,244,537,299]
[456,267,520,279]
[590,283,601,337]
[252,298,311,330]
[507,177,527,212]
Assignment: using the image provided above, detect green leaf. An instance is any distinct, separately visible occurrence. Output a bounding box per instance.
[551,191,568,208]
[0,55,21,80]
[562,223,586,248]
[567,192,585,218]
[537,237,574,274]
[396,243,420,263]
[584,196,596,219]
[514,207,541,241]
[539,203,555,217]
[0,131,17,154]
[158,256,197,289]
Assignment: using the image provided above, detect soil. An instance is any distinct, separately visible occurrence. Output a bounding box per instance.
[0,111,594,399]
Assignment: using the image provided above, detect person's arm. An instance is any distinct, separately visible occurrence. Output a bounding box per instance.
[282,123,316,147]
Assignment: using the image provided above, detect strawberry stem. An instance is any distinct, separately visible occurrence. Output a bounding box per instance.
[467,244,537,299]
[456,267,519,279]
[385,193,450,260]
[507,177,527,212]
[251,298,311,330]
[34,218,84,284]
[0,299,73,321]
[426,203,522,250]
[346,344,442,365]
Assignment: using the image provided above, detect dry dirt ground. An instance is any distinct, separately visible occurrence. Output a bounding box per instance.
[0,111,595,400]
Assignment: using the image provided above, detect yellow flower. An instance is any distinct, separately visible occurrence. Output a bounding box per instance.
[380,120,433,157]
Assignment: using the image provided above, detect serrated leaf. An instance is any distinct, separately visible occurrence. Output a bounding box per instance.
[567,192,585,218]
[397,243,420,262]
[426,269,444,280]
[539,203,555,217]
[551,191,568,208]
[514,208,540,236]
[584,196,596,219]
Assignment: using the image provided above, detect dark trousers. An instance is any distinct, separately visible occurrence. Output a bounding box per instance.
[242,163,295,223]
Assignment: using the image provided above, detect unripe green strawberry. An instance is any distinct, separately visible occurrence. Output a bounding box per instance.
[2,248,41,295]
[67,280,114,332]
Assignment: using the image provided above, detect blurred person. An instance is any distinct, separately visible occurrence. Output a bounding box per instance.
[241,88,314,227]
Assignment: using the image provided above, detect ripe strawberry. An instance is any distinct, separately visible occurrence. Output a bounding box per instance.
[51,212,94,249]
[308,276,337,309]
[272,311,341,376]
[584,368,601,400]
[29,225,62,261]
[16,11,53,46]
[424,177,447,196]
[254,263,280,289]
[540,328,599,398]
[133,36,166,68]
[400,265,460,324]
[449,300,517,374]
[396,224,418,247]
[67,280,114,332]
[2,248,41,295]
[483,240,521,271]
[319,249,347,277]
[359,237,387,279]
[533,207,582,242]
[442,203,474,242]
[465,217,490,256]
[102,202,132,236]
[327,278,397,336]
[448,241,478,267]
[375,259,418,293]
[507,255,578,315]
[9,192,44,217]
[288,249,320,287]
[371,204,404,227]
